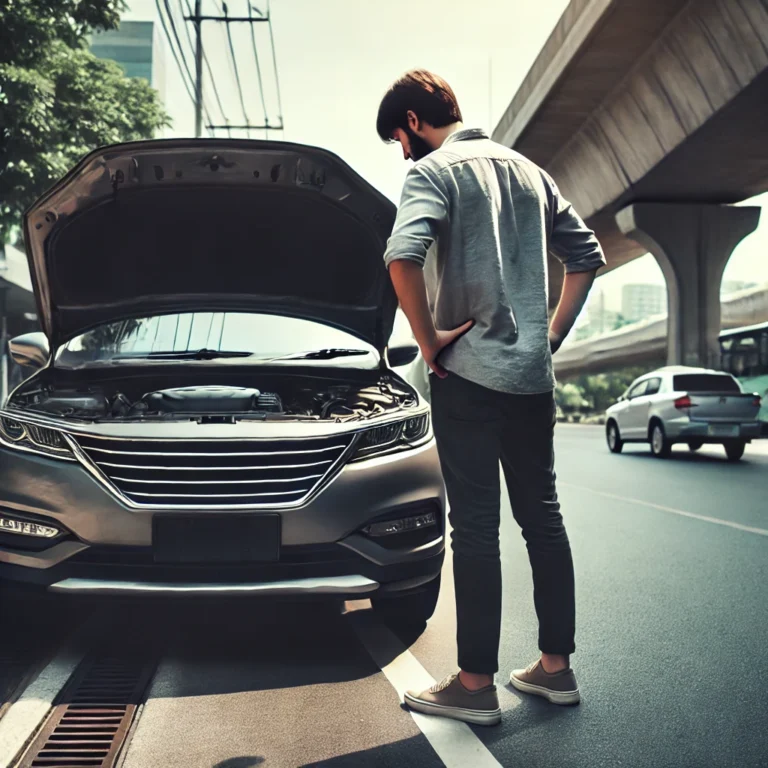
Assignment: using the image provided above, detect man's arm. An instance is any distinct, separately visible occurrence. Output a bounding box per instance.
[384,165,472,376]
[388,261,473,376]
[544,174,606,352]
[549,271,596,353]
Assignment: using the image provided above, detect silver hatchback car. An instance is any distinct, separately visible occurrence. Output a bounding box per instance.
[0,140,446,624]
[605,366,762,461]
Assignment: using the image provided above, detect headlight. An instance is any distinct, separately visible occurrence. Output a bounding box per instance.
[0,416,74,459]
[352,413,431,461]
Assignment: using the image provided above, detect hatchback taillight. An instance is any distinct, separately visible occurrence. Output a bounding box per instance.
[753,395,762,408]
[674,395,697,410]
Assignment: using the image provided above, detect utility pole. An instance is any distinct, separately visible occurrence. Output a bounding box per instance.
[194,0,203,138]
[184,3,284,138]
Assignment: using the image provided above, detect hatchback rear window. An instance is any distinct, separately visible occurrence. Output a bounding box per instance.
[672,374,740,393]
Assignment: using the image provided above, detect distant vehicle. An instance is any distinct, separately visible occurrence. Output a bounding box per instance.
[605,366,762,461]
[719,322,768,434]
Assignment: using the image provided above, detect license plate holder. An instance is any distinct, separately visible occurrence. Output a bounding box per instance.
[153,514,280,564]
[706,424,739,438]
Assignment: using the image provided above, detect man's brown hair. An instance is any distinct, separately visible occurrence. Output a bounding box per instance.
[376,69,463,142]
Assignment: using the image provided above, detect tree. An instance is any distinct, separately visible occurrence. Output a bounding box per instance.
[555,382,589,415]
[0,0,170,245]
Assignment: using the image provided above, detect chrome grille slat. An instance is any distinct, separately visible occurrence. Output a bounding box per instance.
[73,434,354,508]
[129,489,306,499]
[94,460,333,471]
[82,445,346,457]
[110,474,324,485]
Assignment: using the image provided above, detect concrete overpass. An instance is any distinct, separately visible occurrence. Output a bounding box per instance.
[493,0,768,368]
[554,284,768,377]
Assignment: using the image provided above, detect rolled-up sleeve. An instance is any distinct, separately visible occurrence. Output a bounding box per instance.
[383,164,448,269]
[544,173,606,273]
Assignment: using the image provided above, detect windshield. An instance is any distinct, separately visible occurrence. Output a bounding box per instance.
[55,312,380,368]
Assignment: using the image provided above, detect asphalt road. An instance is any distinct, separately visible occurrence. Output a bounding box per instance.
[2,425,767,768]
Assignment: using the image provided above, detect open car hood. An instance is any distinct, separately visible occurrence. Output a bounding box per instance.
[23,139,398,353]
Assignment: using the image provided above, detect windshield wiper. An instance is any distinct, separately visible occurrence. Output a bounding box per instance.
[267,348,370,361]
[113,348,253,361]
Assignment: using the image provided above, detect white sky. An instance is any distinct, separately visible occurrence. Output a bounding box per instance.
[124,0,768,313]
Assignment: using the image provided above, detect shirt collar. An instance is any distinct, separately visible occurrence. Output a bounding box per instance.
[442,128,489,146]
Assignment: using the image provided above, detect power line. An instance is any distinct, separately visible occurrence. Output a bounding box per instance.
[248,3,270,136]
[161,0,215,134]
[154,0,197,105]
[267,0,284,130]
[183,1,284,138]
[221,2,251,137]
[180,0,231,135]
[157,0,196,94]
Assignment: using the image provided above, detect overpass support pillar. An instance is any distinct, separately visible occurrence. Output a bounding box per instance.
[616,203,760,368]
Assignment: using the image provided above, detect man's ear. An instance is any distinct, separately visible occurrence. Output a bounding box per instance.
[406,110,420,132]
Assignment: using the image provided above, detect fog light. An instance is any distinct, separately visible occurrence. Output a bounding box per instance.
[364,511,437,537]
[0,516,60,539]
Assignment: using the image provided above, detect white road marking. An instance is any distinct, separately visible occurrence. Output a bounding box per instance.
[0,648,84,768]
[560,482,768,537]
[348,604,503,768]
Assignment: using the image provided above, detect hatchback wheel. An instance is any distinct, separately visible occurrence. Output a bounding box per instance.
[606,421,623,454]
[724,440,746,462]
[650,423,671,458]
[372,574,441,628]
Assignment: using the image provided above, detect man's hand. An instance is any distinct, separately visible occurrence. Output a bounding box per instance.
[421,320,474,377]
[549,330,564,355]
[388,261,473,378]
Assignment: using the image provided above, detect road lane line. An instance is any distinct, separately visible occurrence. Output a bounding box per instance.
[560,482,768,537]
[348,605,503,768]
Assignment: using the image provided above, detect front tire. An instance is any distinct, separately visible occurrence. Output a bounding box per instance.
[724,440,746,462]
[606,421,623,453]
[650,422,672,459]
[372,574,441,628]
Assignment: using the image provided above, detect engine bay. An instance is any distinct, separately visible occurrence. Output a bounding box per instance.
[11,373,419,423]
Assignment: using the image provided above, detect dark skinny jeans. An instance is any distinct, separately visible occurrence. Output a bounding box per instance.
[430,373,576,674]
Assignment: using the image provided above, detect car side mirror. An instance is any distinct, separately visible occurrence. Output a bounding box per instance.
[618,394,627,403]
[387,341,420,368]
[9,332,50,370]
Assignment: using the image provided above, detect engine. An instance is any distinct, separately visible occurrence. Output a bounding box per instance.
[17,378,416,423]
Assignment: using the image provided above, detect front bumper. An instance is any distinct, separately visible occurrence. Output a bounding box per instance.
[0,439,446,595]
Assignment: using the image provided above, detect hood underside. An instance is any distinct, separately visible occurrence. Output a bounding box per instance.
[23,139,398,351]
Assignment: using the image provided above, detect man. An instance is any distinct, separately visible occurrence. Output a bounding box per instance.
[376,70,605,726]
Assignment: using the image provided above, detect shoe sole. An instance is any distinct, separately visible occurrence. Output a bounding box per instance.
[508,674,581,705]
[403,692,502,725]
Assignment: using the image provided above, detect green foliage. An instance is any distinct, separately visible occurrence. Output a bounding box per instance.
[554,382,589,414]
[556,367,648,415]
[0,0,170,242]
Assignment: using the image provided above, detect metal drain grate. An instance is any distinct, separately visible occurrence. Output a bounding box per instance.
[17,652,156,768]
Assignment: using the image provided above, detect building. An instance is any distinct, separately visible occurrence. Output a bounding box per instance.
[722,279,758,296]
[90,21,166,104]
[621,283,666,324]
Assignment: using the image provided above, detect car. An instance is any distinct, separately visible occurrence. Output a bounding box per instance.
[605,366,763,461]
[0,139,446,626]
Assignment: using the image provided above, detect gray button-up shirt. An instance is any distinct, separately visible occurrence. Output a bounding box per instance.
[383,128,606,394]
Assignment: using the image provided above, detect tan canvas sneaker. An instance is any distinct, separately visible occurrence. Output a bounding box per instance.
[509,658,581,705]
[404,674,502,725]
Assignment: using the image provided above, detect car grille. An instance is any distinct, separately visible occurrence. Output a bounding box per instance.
[72,434,355,507]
